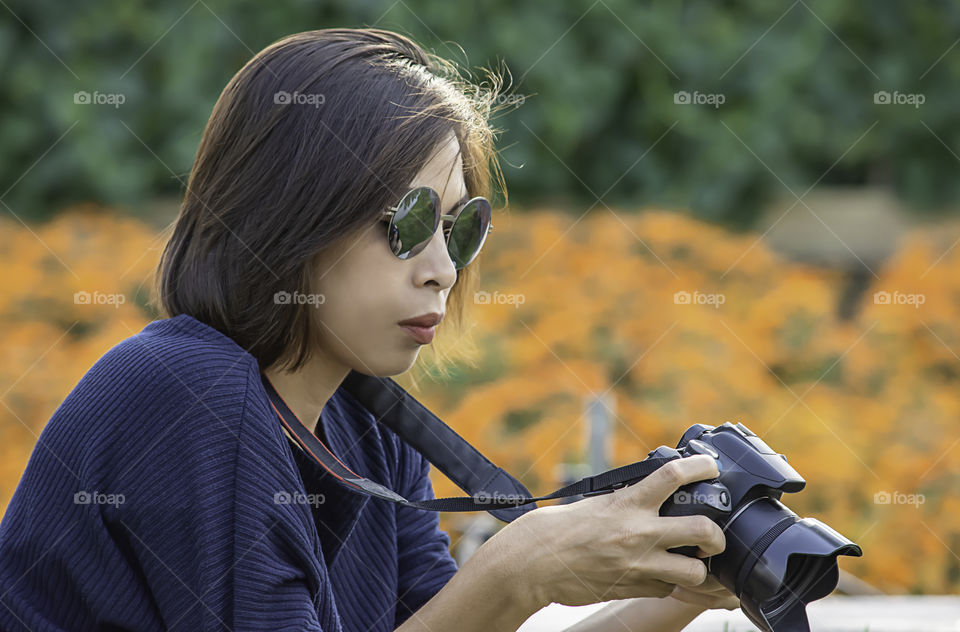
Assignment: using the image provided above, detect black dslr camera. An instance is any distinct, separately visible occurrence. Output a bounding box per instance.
[652,422,862,632]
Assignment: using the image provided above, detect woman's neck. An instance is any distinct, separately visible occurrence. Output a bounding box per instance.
[263,356,349,435]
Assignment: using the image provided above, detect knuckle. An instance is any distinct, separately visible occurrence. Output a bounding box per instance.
[663,461,685,486]
[624,554,652,584]
[691,516,714,541]
[630,516,658,541]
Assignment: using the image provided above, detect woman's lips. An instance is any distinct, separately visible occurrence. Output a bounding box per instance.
[400,324,435,344]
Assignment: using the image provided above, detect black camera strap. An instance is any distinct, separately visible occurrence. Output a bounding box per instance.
[262,370,678,523]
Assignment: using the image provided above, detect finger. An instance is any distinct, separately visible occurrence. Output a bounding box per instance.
[632,578,676,600]
[671,585,740,611]
[678,580,733,598]
[643,552,709,587]
[657,515,726,558]
[628,455,720,508]
[688,574,726,592]
[607,577,677,601]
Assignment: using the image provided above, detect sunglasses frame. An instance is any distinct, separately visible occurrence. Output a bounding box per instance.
[379,186,494,269]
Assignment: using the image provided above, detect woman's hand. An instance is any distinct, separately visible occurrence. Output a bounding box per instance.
[669,574,740,610]
[502,454,729,609]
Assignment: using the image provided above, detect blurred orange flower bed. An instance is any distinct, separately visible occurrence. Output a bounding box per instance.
[1,203,958,594]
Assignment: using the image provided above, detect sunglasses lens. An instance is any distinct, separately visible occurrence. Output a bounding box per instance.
[447,197,492,269]
[390,187,439,259]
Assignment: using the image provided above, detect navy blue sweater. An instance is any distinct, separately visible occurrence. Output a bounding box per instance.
[0,314,459,631]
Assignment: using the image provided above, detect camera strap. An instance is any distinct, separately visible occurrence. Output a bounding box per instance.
[262,369,678,523]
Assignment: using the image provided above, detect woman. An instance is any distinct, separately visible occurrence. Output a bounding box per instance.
[0,28,738,631]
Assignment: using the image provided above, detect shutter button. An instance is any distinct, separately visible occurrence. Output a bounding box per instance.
[686,439,720,459]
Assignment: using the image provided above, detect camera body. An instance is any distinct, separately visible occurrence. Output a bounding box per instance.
[654,421,804,543]
[652,422,862,632]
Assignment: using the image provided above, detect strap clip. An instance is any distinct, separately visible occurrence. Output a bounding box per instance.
[582,477,627,498]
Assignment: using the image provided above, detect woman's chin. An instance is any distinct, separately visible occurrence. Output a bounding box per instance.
[352,348,421,378]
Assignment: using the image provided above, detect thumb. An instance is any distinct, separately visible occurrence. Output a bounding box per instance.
[626,455,720,509]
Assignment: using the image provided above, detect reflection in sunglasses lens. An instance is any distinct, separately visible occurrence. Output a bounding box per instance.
[394,188,438,259]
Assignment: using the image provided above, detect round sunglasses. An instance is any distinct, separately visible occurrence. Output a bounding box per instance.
[379,186,493,270]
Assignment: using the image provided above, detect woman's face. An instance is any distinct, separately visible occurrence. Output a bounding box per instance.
[309,131,465,376]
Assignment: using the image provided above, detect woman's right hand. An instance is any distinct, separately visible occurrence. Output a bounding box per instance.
[501,454,727,609]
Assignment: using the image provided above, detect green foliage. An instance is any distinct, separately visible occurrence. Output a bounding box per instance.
[3,0,960,225]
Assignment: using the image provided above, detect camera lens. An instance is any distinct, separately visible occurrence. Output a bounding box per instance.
[708,496,861,630]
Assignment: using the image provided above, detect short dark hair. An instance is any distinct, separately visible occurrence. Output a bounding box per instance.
[152,28,510,374]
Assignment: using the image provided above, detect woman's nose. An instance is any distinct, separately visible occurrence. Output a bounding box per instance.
[416,224,458,289]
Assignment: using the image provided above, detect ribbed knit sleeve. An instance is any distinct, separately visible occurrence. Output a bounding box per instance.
[393,445,460,628]
[0,317,339,631]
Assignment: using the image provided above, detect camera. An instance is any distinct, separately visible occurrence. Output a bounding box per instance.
[652,421,862,632]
